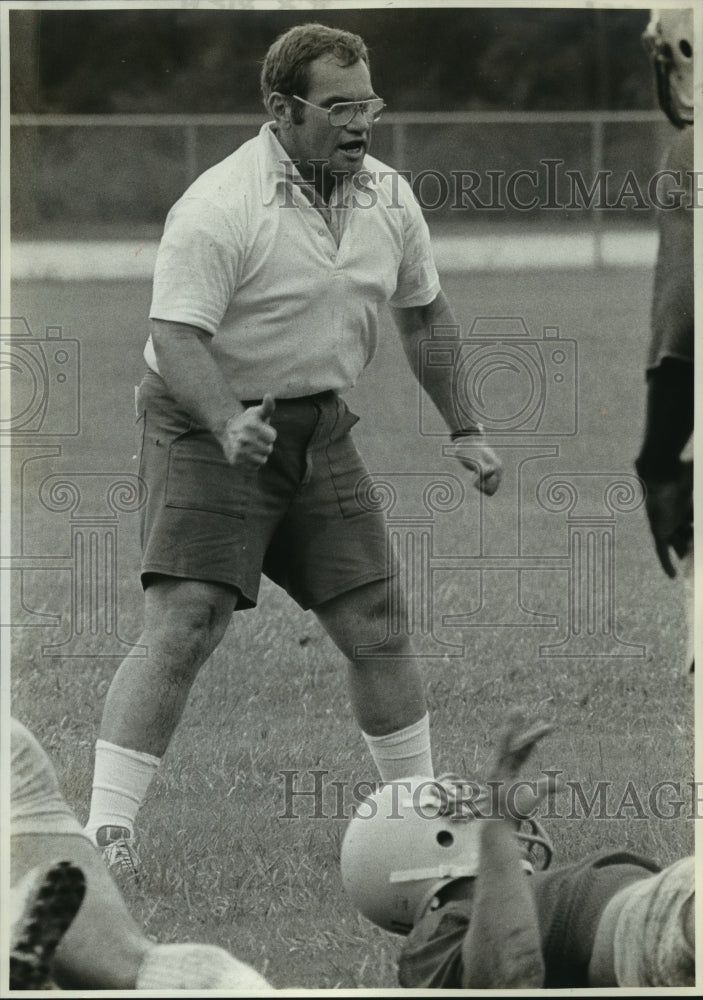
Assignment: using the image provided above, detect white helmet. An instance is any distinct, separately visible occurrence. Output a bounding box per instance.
[340,775,553,935]
[642,8,694,127]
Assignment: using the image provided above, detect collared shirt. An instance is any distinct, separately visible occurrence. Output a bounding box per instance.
[147,122,441,398]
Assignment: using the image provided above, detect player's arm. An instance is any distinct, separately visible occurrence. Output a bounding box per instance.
[390,291,503,496]
[461,715,554,988]
[461,812,545,988]
[151,318,276,468]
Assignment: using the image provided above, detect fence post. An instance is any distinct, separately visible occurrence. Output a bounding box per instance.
[591,116,605,266]
[392,121,406,170]
[185,123,198,184]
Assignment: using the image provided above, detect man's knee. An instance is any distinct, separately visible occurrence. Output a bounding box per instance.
[143,576,237,662]
[314,577,411,659]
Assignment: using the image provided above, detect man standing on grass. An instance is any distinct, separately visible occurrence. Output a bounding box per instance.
[83,21,502,875]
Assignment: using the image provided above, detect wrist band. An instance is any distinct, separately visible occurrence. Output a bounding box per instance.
[450,424,485,441]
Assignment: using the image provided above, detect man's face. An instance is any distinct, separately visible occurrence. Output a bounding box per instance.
[285,55,377,188]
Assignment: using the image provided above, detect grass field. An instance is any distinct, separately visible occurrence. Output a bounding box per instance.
[9,265,695,990]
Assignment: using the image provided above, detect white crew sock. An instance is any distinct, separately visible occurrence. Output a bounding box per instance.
[362,713,434,781]
[136,943,271,990]
[84,740,160,842]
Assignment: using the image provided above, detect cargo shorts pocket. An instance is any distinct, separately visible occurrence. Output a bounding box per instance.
[165,428,252,519]
[326,401,371,519]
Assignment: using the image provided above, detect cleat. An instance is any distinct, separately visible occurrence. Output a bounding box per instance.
[10,861,86,990]
[96,825,140,878]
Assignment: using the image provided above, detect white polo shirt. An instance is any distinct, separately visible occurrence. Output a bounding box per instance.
[147,122,440,399]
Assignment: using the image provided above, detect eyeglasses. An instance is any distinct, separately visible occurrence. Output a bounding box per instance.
[292,95,386,127]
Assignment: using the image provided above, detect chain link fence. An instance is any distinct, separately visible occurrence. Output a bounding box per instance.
[11,111,675,236]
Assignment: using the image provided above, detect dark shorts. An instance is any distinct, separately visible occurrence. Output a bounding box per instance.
[135,370,395,610]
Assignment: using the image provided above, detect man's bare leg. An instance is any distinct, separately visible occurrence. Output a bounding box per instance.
[85,577,237,850]
[313,578,433,779]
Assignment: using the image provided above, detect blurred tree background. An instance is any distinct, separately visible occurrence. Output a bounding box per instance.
[11,6,655,114]
[10,6,667,235]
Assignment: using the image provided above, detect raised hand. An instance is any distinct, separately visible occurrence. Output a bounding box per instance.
[488,710,555,782]
[486,710,559,821]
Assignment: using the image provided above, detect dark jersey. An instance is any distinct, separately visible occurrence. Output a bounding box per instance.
[648,127,694,371]
[398,850,661,989]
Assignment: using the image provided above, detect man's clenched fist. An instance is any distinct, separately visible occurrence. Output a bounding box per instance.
[446,436,504,496]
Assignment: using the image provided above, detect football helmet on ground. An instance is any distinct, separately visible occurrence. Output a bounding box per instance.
[340,775,553,935]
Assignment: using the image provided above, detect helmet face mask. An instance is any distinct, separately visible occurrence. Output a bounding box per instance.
[642,8,694,128]
[340,776,554,936]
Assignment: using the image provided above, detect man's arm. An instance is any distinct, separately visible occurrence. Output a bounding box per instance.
[150,318,276,468]
[390,291,503,495]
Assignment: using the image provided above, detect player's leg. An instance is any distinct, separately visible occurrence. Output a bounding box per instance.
[10,861,86,990]
[84,576,237,862]
[12,832,151,989]
[13,833,272,990]
[590,855,695,987]
[313,577,433,780]
[11,718,149,986]
[11,720,272,990]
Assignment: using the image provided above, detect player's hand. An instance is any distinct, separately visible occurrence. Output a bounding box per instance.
[487,709,559,819]
[639,459,693,578]
[218,394,277,468]
[447,437,504,496]
[489,711,554,781]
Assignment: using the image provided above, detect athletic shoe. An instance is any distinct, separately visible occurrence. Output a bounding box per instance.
[10,861,86,990]
[95,824,140,878]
